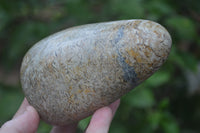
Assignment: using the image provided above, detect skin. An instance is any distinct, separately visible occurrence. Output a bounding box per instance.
[0,98,120,133]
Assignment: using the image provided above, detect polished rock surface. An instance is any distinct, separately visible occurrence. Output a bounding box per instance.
[20,19,172,125]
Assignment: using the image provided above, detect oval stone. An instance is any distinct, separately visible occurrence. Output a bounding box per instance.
[20,19,172,126]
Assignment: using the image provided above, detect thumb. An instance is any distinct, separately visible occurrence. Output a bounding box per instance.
[0,106,40,133]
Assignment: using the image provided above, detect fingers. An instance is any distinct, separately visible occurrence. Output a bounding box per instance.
[85,107,113,133]
[85,99,120,133]
[50,100,120,133]
[0,99,40,133]
[13,98,30,119]
[108,99,120,117]
[50,123,78,133]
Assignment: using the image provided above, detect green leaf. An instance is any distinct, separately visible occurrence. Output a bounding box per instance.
[166,16,196,41]
[0,84,23,125]
[1,21,50,69]
[124,88,155,108]
[0,9,10,32]
[160,111,179,133]
[65,0,94,23]
[110,122,129,133]
[148,111,162,130]
[78,116,91,131]
[161,118,179,133]
[159,98,170,110]
[110,0,145,19]
[145,70,171,88]
[145,0,174,21]
[169,47,198,71]
[37,121,51,133]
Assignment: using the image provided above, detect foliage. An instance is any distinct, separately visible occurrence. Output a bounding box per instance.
[0,0,200,132]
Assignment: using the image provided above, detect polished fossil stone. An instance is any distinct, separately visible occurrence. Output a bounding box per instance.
[20,19,172,126]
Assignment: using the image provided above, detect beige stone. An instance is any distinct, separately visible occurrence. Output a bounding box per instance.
[20,19,172,126]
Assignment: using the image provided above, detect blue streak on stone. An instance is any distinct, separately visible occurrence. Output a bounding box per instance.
[111,26,138,84]
[118,55,138,83]
[114,26,124,44]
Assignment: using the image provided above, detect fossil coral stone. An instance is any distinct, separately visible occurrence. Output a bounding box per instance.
[20,19,172,126]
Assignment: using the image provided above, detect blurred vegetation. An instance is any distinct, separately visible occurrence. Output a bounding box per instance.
[0,0,200,132]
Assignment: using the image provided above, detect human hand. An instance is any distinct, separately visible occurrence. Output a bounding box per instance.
[0,98,120,133]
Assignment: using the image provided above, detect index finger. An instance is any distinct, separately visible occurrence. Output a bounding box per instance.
[13,98,30,119]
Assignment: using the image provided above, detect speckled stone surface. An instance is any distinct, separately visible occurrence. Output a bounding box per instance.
[20,19,172,126]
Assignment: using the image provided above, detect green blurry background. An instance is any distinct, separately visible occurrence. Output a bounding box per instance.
[0,0,200,132]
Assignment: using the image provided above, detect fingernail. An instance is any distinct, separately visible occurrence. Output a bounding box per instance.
[25,106,34,114]
[13,106,29,120]
[25,106,38,116]
[23,106,29,115]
